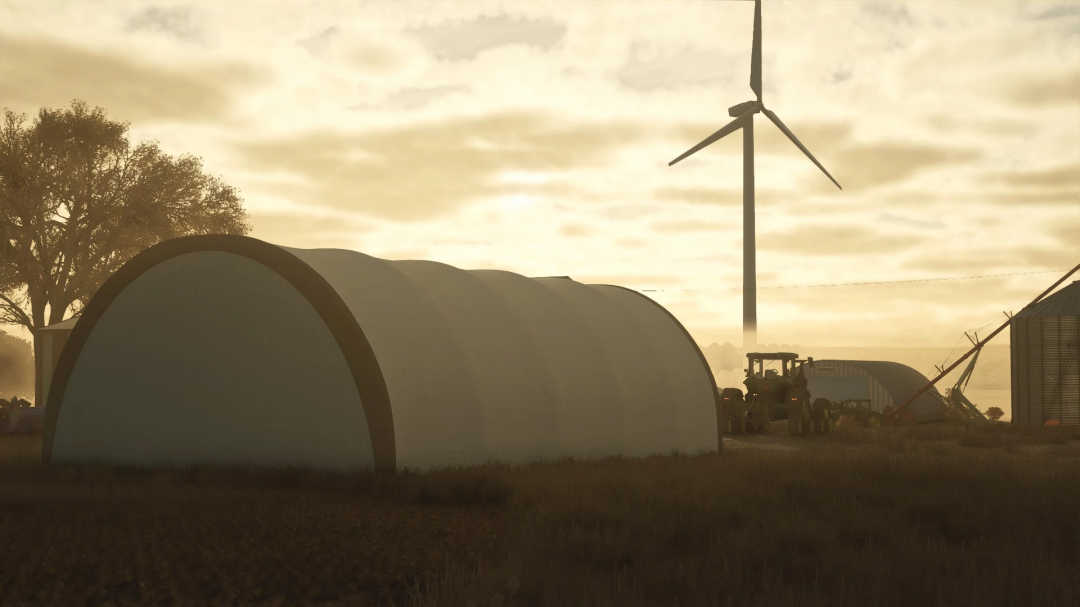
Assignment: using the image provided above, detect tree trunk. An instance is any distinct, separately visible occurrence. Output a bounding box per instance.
[33,328,43,408]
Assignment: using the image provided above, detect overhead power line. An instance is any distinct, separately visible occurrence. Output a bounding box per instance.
[637,269,1069,292]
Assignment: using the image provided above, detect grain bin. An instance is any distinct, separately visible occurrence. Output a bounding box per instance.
[1011,281,1080,426]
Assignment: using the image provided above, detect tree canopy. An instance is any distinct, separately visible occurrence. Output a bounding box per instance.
[0,100,250,332]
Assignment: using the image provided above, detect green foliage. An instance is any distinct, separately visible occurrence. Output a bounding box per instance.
[0,100,250,331]
[985,406,1005,422]
[715,341,741,372]
[702,341,743,373]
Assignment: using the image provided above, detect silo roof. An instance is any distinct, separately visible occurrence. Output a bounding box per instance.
[1017,281,1080,318]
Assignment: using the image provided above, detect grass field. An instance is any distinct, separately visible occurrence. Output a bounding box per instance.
[2,423,1080,606]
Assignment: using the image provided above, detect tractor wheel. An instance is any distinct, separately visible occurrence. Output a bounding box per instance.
[812,399,830,435]
[726,408,745,435]
[787,401,803,436]
[821,409,832,434]
[746,411,769,434]
[865,411,882,429]
[800,402,812,436]
[720,390,745,436]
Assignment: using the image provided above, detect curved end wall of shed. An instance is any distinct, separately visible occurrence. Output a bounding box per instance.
[591,285,720,454]
[804,360,945,423]
[43,236,396,471]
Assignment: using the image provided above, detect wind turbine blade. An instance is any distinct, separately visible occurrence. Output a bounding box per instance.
[761,108,842,190]
[750,0,762,102]
[669,107,756,166]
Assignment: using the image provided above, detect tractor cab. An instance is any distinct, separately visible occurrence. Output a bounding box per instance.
[742,352,814,401]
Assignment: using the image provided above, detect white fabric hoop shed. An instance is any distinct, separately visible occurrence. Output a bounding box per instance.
[44,235,721,471]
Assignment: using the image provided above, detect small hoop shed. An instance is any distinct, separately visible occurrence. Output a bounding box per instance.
[1011,281,1080,426]
[799,360,945,422]
[44,235,721,471]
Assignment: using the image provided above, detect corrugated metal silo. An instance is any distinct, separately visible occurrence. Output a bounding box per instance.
[1011,281,1080,426]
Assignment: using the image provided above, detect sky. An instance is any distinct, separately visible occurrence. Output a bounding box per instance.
[1,0,1078,349]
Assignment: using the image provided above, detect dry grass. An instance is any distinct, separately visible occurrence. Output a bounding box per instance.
[2,422,1080,607]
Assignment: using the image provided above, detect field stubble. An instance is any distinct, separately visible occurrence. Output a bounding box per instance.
[1,422,1079,607]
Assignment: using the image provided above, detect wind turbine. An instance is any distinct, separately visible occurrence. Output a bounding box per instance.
[669,0,842,351]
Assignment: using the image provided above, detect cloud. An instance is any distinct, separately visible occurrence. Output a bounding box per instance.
[861,3,917,26]
[830,69,853,84]
[297,27,337,54]
[857,188,947,209]
[1022,2,1080,20]
[997,66,1080,108]
[1043,215,1080,247]
[617,44,737,91]
[296,27,416,74]
[924,114,1037,137]
[345,42,406,72]
[760,223,927,256]
[352,85,472,111]
[124,5,201,41]
[250,211,372,235]
[0,34,264,123]
[655,187,741,207]
[602,204,665,221]
[649,220,729,233]
[902,243,1079,275]
[988,163,1080,190]
[574,274,683,287]
[983,190,1080,206]
[653,186,787,208]
[231,111,644,222]
[875,212,946,230]
[558,223,593,237]
[688,253,741,264]
[615,238,647,248]
[805,141,982,193]
[406,13,566,61]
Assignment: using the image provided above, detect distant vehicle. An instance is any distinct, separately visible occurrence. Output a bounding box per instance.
[720,352,833,436]
[829,398,883,429]
[0,397,42,435]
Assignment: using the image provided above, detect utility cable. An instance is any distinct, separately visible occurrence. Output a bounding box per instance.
[636,269,1067,292]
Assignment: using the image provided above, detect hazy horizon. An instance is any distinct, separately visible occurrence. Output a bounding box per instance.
[1,0,1077,349]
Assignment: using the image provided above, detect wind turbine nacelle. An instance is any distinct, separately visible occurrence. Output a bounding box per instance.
[728,101,758,117]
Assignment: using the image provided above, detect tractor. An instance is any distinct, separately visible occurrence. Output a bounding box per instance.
[829,398,884,429]
[719,352,833,437]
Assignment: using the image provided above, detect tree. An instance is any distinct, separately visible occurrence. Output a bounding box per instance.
[985,407,1004,422]
[1,100,250,402]
[716,342,741,372]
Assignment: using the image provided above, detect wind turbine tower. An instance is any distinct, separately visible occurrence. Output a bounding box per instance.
[669,0,842,351]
